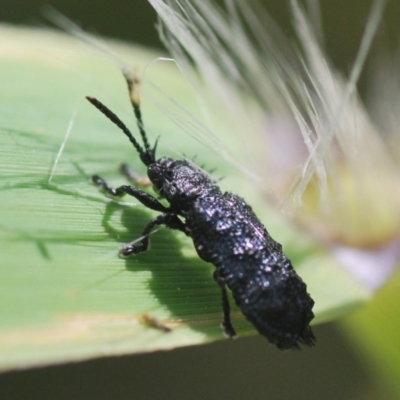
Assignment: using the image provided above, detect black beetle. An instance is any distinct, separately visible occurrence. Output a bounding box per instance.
[87,73,315,350]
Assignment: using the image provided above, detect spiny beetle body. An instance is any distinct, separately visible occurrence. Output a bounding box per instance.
[87,73,315,350]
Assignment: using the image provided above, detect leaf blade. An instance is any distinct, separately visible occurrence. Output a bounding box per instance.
[0,25,371,371]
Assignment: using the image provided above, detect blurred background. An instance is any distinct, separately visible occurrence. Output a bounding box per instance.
[1,0,400,399]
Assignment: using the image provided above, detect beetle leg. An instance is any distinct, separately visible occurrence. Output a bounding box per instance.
[92,175,169,213]
[119,163,151,186]
[213,270,237,338]
[220,285,237,338]
[120,213,186,257]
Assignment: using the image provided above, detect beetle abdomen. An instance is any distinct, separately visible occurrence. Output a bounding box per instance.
[187,192,315,349]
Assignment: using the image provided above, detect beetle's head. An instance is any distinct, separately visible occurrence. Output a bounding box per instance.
[148,158,216,205]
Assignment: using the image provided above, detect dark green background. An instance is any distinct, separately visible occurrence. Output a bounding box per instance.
[1,1,398,399]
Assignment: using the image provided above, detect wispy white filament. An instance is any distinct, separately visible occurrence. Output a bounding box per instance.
[149,0,389,205]
[48,109,77,184]
[290,0,387,203]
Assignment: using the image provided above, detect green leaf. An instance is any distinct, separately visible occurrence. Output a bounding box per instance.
[340,269,400,398]
[0,25,371,371]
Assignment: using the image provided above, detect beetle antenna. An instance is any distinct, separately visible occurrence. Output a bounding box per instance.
[153,136,160,155]
[86,96,155,165]
[123,69,152,154]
